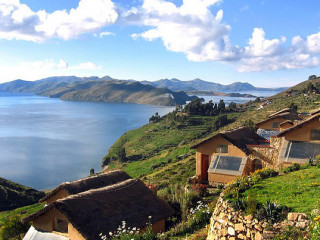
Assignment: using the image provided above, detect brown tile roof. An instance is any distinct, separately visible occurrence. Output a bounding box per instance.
[191,127,266,155]
[26,179,174,240]
[40,170,131,202]
[277,113,320,137]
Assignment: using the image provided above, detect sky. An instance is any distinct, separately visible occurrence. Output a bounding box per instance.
[0,0,320,87]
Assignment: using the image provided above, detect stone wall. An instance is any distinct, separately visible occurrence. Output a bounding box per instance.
[247,137,283,169]
[207,197,309,240]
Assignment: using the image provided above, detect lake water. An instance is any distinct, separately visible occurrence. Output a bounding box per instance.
[0,91,279,190]
[0,93,174,190]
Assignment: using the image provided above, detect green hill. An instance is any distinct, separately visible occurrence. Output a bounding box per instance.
[102,76,320,187]
[0,177,45,211]
[0,77,197,106]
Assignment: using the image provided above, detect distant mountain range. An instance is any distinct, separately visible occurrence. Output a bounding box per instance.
[0,76,288,106]
[142,78,287,92]
[0,76,197,106]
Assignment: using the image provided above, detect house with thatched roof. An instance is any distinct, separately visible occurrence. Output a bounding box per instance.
[191,127,269,185]
[24,179,174,240]
[256,109,302,140]
[40,170,131,204]
[275,113,320,166]
[256,111,301,131]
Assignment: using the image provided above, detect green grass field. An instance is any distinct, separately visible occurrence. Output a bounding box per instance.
[243,167,320,215]
[0,203,44,226]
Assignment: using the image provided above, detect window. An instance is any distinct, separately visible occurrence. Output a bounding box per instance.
[209,155,246,173]
[55,218,68,233]
[272,122,280,128]
[216,145,228,153]
[282,141,320,162]
[310,129,320,140]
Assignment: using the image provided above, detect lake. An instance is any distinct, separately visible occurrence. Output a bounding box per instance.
[0,91,279,190]
[0,93,174,190]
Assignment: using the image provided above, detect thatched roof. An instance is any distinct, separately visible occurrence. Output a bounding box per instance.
[268,108,291,118]
[278,120,293,127]
[256,112,301,127]
[277,113,320,137]
[310,107,320,115]
[192,127,266,155]
[26,179,174,240]
[40,170,131,202]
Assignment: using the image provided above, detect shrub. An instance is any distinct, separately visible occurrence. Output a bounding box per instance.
[0,215,30,240]
[256,200,287,223]
[251,168,278,180]
[283,163,301,174]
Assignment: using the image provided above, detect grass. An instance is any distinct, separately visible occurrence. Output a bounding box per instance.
[243,167,320,215]
[0,203,44,226]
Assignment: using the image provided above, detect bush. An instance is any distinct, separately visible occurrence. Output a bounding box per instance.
[283,163,301,174]
[251,168,278,181]
[0,215,30,240]
[256,200,287,223]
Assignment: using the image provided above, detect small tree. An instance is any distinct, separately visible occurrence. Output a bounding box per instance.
[115,147,126,162]
[0,215,30,240]
[90,168,95,176]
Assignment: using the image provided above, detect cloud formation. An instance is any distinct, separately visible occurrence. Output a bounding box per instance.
[0,0,118,41]
[128,0,320,72]
[1,0,320,72]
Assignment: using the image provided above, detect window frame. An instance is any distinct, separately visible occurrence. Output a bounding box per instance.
[216,144,228,153]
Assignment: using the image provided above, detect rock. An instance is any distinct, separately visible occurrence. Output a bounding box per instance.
[255,231,262,240]
[287,212,300,221]
[228,227,235,236]
[238,233,245,239]
[235,223,245,232]
[255,224,263,232]
[245,214,253,222]
[297,213,307,221]
[296,221,307,229]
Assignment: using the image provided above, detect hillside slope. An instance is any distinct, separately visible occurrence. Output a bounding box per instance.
[0,77,196,106]
[142,78,287,92]
[102,76,320,187]
[0,177,45,211]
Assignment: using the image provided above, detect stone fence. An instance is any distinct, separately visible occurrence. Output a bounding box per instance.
[207,197,310,240]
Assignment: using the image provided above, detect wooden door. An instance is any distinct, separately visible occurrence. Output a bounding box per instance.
[201,154,209,181]
[252,159,263,172]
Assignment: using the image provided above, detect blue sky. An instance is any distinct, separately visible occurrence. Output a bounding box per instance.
[0,0,320,87]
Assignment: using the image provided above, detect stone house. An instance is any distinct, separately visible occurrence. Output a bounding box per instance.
[192,127,270,185]
[24,173,174,240]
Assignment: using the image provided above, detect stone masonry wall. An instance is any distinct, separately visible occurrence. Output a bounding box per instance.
[247,137,283,170]
[207,197,309,240]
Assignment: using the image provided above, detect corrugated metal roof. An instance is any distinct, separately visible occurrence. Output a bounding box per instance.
[23,226,69,240]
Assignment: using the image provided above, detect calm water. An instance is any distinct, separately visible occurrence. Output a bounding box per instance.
[0,91,279,190]
[0,93,174,190]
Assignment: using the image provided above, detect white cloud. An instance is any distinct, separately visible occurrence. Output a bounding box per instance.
[0,0,118,41]
[130,0,240,61]
[70,62,103,70]
[95,31,115,38]
[0,59,103,83]
[244,28,286,57]
[128,0,320,72]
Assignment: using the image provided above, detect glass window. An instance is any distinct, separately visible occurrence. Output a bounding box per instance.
[310,129,320,140]
[216,145,228,153]
[272,122,280,128]
[211,155,242,171]
[55,218,68,233]
[285,141,320,160]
